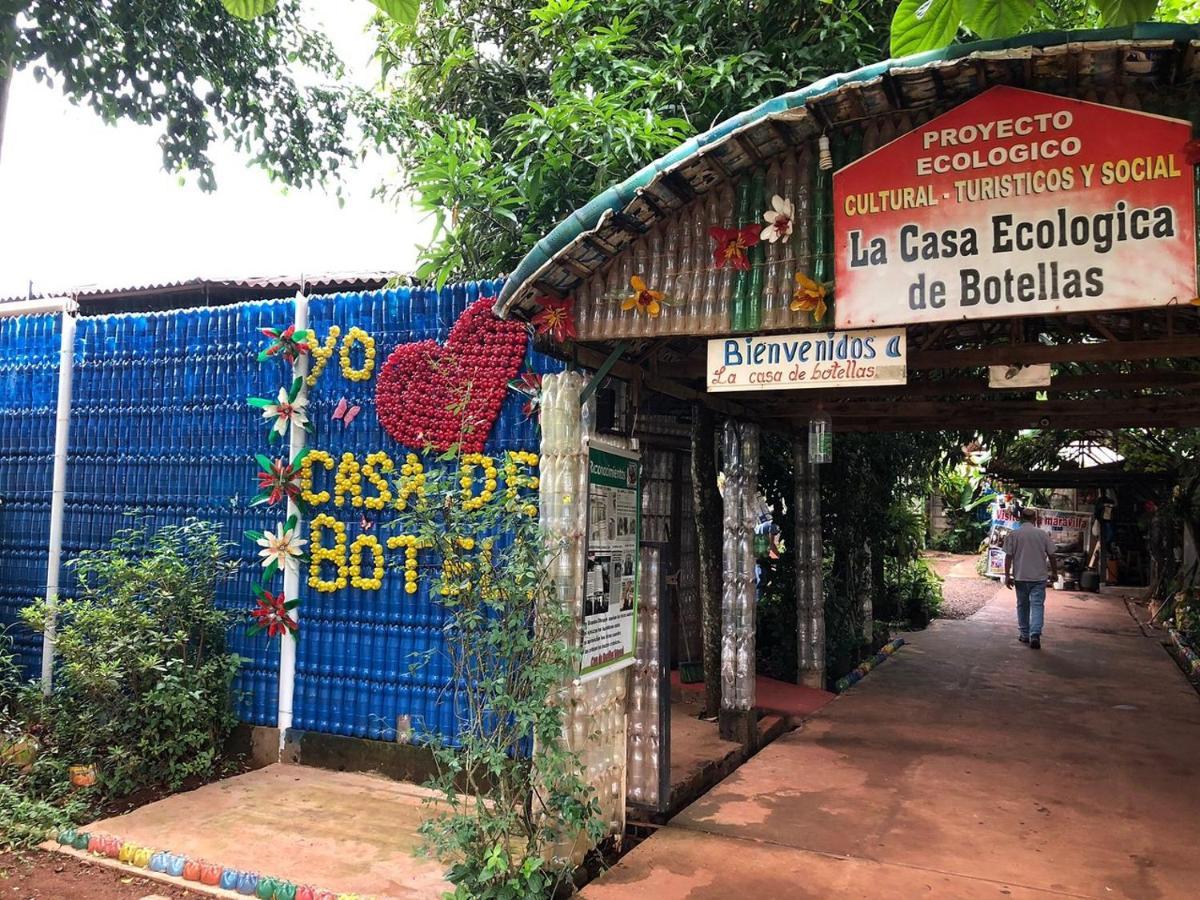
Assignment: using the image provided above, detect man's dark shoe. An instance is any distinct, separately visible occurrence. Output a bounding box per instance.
[1018,635,1029,644]
[1030,636,1041,649]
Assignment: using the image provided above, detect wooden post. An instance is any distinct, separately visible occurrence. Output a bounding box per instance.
[793,439,825,690]
[690,403,723,717]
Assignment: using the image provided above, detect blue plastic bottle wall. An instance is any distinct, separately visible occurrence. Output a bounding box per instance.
[67,299,292,724]
[0,284,560,744]
[295,283,560,743]
[0,314,60,677]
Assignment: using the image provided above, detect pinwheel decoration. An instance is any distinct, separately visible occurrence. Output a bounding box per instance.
[251,450,309,510]
[249,585,299,640]
[508,371,544,421]
[257,324,314,365]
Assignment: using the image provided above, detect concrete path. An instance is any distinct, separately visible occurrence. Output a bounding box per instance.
[586,587,1200,899]
[76,765,450,898]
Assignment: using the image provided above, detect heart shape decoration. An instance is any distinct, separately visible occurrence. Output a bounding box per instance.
[375,297,529,453]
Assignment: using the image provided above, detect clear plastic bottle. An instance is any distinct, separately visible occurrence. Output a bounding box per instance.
[701,190,723,332]
[673,204,695,333]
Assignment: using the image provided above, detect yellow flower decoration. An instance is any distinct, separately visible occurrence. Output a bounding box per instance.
[339,326,376,382]
[621,275,665,318]
[299,449,334,506]
[305,326,340,387]
[309,513,348,593]
[349,534,385,590]
[387,535,428,595]
[395,453,427,511]
[790,272,828,324]
[503,450,540,513]
[460,453,498,511]
[333,452,361,508]
[360,451,394,510]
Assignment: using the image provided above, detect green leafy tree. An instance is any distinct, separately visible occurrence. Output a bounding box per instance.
[890,0,1198,57]
[358,0,896,285]
[0,0,352,189]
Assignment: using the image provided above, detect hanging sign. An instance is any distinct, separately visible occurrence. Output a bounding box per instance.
[582,442,640,680]
[834,86,1197,328]
[706,328,906,392]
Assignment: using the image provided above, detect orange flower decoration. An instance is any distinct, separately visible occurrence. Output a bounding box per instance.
[622,276,665,318]
[790,272,827,324]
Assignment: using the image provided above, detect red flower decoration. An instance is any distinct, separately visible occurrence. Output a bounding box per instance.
[709,225,761,271]
[532,297,577,343]
[1184,138,1200,166]
[250,450,308,510]
[250,586,299,640]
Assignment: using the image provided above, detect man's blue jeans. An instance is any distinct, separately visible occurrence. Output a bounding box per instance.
[1015,580,1046,638]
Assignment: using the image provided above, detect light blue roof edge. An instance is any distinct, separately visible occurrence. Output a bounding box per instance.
[495,22,1200,317]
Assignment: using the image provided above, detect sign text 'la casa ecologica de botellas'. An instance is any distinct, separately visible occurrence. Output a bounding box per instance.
[833,86,1197,329]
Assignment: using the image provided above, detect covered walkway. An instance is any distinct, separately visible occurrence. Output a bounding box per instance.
[586,586,1200,899]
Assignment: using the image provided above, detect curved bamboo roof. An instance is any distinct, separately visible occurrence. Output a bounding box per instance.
[494,23,1200,321]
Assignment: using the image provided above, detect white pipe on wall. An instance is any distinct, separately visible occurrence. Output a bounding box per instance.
[0,297,76,319]
[38,298,79,693]
[276,291,308,750]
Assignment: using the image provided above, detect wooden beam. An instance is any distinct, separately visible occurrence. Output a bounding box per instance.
[909,337,1200,370]
[774,395,1200,421]
[833,410,1200,431]
[571,344,759,422]
[748,369,1200,406]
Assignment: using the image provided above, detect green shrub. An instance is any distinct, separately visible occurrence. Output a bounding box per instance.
[20,519,240,797]
[884,558,943,628]
[0,778,89,850]
[390,449,604,899]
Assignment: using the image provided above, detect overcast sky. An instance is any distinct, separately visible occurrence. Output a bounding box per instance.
[0,2,426,300]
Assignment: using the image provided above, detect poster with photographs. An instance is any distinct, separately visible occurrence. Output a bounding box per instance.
[581,442,640,680]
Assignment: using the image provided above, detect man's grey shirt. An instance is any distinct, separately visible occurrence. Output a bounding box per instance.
[1004,526,1057,582]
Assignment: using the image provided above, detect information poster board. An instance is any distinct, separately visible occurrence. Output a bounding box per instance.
[985,500,1091,577]
[582,442,640,680]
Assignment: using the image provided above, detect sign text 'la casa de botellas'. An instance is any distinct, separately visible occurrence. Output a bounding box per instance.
[833,86,1197,329]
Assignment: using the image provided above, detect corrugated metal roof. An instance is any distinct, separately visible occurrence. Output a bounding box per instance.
[0,272,402,305]
[494,23,1200,320]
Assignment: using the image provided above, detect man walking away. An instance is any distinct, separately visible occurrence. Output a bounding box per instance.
[1003,508,1058,649]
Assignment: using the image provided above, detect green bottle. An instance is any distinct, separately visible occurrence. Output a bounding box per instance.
[731,179,755,331]
[746,173,767,332]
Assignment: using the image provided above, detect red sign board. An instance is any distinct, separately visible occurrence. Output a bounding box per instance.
[833,87,1197,329]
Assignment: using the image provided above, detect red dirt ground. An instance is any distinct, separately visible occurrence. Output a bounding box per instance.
[0,850,201,899]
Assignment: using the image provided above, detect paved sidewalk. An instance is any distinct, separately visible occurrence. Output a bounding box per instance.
[586,587,1200,899]
[70,765,450,898]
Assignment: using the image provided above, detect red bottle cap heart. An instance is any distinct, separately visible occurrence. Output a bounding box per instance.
[375,298,528,453]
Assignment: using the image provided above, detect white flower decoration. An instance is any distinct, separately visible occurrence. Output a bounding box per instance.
[262,386,309,436]
[257,522,307,572]
[760,195,794,243]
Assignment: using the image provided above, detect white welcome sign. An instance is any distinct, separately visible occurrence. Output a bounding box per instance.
[706,328,907,392]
